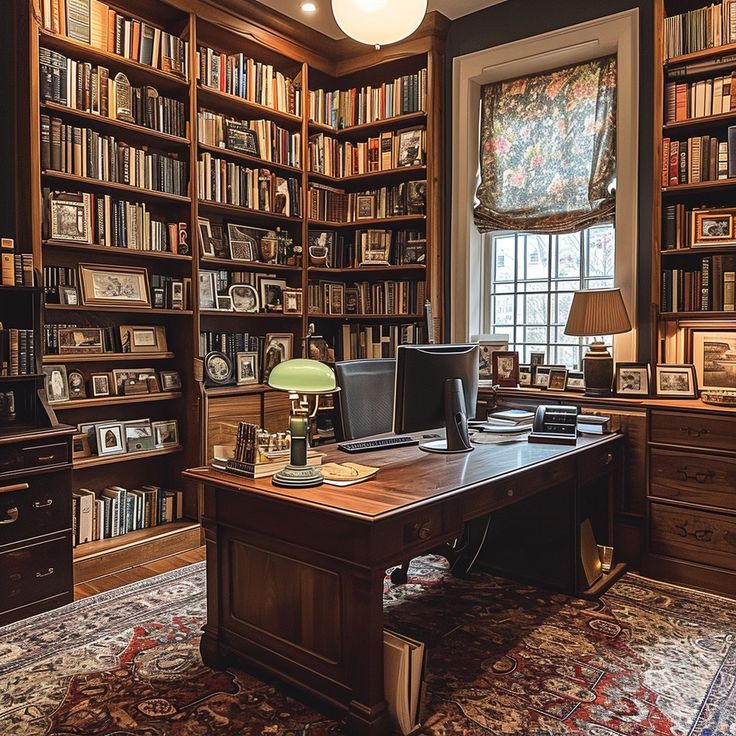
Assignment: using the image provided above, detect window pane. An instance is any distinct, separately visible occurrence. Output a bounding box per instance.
[493,294,514,325]
[493,235,516,281]
[555,233,581,278]
[586,225,615,278]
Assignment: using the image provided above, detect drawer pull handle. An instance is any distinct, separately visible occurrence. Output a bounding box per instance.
[601,453,613,465]
[506,488,515,497]
[677,467,715,484]
[679,426,710,438]
[35,567,54,578]
[675,522,713,542]
[36,455,56,462]
[0,482,29,495]
[0,507,19,525]
[33,499,53,509]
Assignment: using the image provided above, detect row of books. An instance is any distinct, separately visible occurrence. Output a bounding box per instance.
[41,0,189,79]
[308,279,425,316]
[308,128,425,177]
[197,154,302,216]
[199,331,264,367]
[307,229,426,268]
[197,110,301,169]
[43,189,188,252]
[663,203,736,249]
[197,46,301,115]
[661,133,736,184]
[72,485,184,546]
[44,323,125,354]
[39,48,188,138]
[661,258,736,311]
[307,181,425,223]
[1,240,34,287]
[338,323,424,361]
[0,328,35,376]
[665,74,736,123]
[309,71,427,129]
[664,2,736,58]
[41,115,188,196]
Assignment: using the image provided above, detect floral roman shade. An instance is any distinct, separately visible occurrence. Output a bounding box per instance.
[474,55,617,234]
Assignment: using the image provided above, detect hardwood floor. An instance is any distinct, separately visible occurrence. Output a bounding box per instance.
[74,546,206,599]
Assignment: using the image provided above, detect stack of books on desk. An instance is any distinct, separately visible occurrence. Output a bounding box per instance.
[485,409,535,428]
[577,414,612,435]
[471,409,534,444]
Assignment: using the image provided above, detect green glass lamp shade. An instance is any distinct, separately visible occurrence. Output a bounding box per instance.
[267,358,337,395]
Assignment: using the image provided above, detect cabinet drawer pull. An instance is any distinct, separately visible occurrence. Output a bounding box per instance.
[36,455,56,462]
[675,522,713,541]
[33,498,54,509]
[601,453,613,465]
[679,426,710,438]
[35,567,54,578]
[0,482,29,495]
[506,488,515,497]
[677,467,715,484]
[0,507,19,525]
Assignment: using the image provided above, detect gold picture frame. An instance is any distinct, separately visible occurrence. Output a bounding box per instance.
[79,264,151,308]
[691,209,736,247]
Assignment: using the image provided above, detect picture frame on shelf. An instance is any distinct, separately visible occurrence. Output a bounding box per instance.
[95,421,126,456]
[308,231,333,266]
[79,264,151,308]
[198,217,215,257]
[152,420,179,449]
[547,367,568,391]
[225,120,260,156]
[359,232,391,266]
[119,325,167,353]
[210,223,230,259]
[204,351,233,386]
[229,284,260,312]
[217,295,234,311]
[72,432,91,459]
[199,271,218,310]
[263,333,293,383]
[123,419,155,453]
[171,280,185,310]
[160,371,182,391]
[90,373,112,398]
[236,351,260,386]
[146,375,161,393]
[492,351,519,387]
[282,288,303,314]
[307,337,330,363]
[356,194,376,221]
[111,368,157,395]
[49,191,91,243]
[566,370,586,392]
[122,377,150,396]
[42,364,69,403]
[655,364,698,398]
[259,278,287,312]
[58,327,104,354]
[67,370,86,399]
[518,364,532,386]
[59,286,79,305]
[689,329,736,392]
[397,128,424,167]
[476,334,509,381]
[533,366,552,388]
[227,223,260,262]
[691,209,736,247]
[344,288,359,314]
[614,362,651,397]
[406,180,427,214]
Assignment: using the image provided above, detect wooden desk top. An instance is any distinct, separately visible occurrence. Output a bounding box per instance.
[184,433,620,522]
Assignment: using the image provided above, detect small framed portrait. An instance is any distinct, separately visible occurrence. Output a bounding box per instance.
[152,420,179,448]
[518,364,532,386]
[78,422,98,453]
[259,277,287,312]
[691,209,736,247]
[529,351,545,382]
[533,366,552,388]
[476,335,509,381]
[227,223,260,262]
[217,295,234,311]
[198,216,215,257]
[67,370,86,399]
[59,286,79,305]
[42,365,69,403]
[170,280,184,310]
[229,283,260,312]
[236,351,260,385]
[655,364,698,398]
[307,337,330,362]
[58,327,104,354]
[547,367,568,391]
[199,271,218,310]
[204,351,233,386]
[282,288,303,314]
[95,421,126,456]
[72,432,91,459]
[614,362,651,397]
[263,333,293,383]
[160,371,182,391]
[689,329,736,391]
[90,373,112,397]
[397,127,424,167]
[406,179,426,214]
[123,419,155,453]
[491,350,519,387]
[119,325,167,353]
[225,120,260,156]
[356,194,376,221]
[146,375,161,393]
[79,263,150,308]
[566,371,586,392]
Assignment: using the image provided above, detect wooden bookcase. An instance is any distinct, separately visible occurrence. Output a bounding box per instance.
[14,0,446,589]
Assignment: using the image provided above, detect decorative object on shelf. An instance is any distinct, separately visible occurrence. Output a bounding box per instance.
[0,391,16,423]
[227,224,260,262]
[359,233,390,266]
[533,366,551,388]
[122,377,150,395]
[263,333,294,383]
[123,420,155,453]
[58,327,104,354]
[229,284,259,312]
[308,231,333,266]
[331,0,427,48]
[67,370,86,399]
[111,368,156,394]
[225,121,259,155]
[72,432,91,459]
[518,364,532,386]
[476,334,509,382]
[49,192,91,243]
[217,295,234,311]
[564,288,632,396]
[59,286,78,305]
[397,128,425,167]
[566,370,586,392]
[199,271,218,310]
[160,371,182,391]
[120,325,167,353]
[90,373,112,398]
[407,180,426,214]
[282,288,303,314]
[79,264,151,308]
[491,350,519,387]
[259,278,286,312]
[690,329,736,392]
[691,208,736,247]
[614,362,651,397]
[267,358,338,488]
[260,233,279,264]
[655,364,698,399]
[356,194,376,221]
[95,421,126,456]
[547,367,568,391]
[700,389,736,406]
[198,217,215,257]
[152,420,179,449]
[42,364,70,403]
[204,351,233,386]
[236,352,260,386]
[146,375,161,393]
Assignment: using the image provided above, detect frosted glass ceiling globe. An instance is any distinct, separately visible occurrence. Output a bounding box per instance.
[331,0,428,47]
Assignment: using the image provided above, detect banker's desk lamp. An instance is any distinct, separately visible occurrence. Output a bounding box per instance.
[267,358,338,488]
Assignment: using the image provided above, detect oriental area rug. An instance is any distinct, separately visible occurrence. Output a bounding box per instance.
[1,557,735,736]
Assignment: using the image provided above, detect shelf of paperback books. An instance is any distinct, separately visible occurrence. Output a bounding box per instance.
[197,143,302,176]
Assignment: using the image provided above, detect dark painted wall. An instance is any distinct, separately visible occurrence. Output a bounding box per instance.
[0,0,17,240]
[444,0,654,360]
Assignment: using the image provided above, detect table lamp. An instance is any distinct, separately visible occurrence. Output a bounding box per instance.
[564,288,632,396]
[267,359,338,488]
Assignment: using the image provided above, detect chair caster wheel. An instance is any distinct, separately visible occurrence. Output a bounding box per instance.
[390,568,408,584]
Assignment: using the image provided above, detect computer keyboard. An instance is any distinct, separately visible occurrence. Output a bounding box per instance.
[337,436,419,453]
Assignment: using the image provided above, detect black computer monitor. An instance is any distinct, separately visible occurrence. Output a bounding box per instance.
[393,344,479,454]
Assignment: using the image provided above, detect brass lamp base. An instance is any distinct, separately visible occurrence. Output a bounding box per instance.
[583,341,614,396]
[271,464,324,488]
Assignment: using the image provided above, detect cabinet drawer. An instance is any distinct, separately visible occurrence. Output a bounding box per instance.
[0,440,69,476]
[650,503,736,572]
[650,448,736,511]
[0,534,73,613]
[0,471,71,546]
[650,411,736,453]
[578,444,619,486]
[379,502,463,559]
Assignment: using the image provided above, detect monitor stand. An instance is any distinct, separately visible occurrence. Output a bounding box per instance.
[420,378,474,454]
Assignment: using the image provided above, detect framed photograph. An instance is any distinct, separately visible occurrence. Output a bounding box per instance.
[356,194,376,220]
[204,351,233,386]
[160,371,182,391]
[476,335,509,381]
[227,223,260,262]
[263,333,293,383]
[58,327,104,354]
[359,231,391,266]
[566,371,586,392]
[59,286,79,305]
[548,367,569,391]
[217,295,234,311]
[78,422,98,454]
[72,432,91,459]
[259,278,287,312]
[406,180,427,214]
[79,264,150,308]
[119,325,167,353]
[49,191,91,243]
[307,231,333,266]
[198,217,215,257]
[518,364,532,386]
[236,351,260,386]
[614,362,651,397]
[229,283,260,312]
[307,337,329,362]
[533,366,552,388]
[655,364,698,398]
[123,419,155,453]
[67,370,86,399]
[492,351,519,387]
[95,421,126,456]
[209,223,230,259]
[171,280,184,310]
[328,283,345,315]
[146,375,161,393]
[282,288,303,314]
[42,365,69,403]
[152,420,179,448]
[345,287,359,314]
[397,128,424,167]
[199,271,218,310]
[690,330,736,392]
[111,368,156,395]
[90,373,112,398]
[225,120,260,156]
[691,209,736,247]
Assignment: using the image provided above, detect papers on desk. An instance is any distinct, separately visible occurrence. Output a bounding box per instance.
[384,629,426,735]
[321,462,378,486]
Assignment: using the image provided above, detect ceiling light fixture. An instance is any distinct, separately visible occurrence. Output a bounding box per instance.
[331,0,428,48]
[301,1,317,12]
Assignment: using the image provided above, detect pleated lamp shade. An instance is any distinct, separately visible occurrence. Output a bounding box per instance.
[564,288,632,337]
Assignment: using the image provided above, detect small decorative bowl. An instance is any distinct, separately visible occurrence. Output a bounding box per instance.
[700,390,736,406]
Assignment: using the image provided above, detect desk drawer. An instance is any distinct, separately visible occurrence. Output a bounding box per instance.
[0,471,71,546]
[578,444,619,486]
[650,448,736,511]
[650,411,736,453]
[0,440,69,476]
[378,503,462,559]
[650,503,736,572]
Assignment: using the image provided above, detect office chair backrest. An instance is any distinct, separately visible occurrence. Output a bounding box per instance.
[334,359,396,441]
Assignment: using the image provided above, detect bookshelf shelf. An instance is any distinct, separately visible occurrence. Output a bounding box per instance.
[663,110,736,132]
[72,445,183,470]
[308,165,427,185]
[660,311,736,320]
[308,264,426,274]
[0,374,45,381]
[200,310,302,319]
[197,199,302,224]
[197,85,302,128]
[43,352,175,363]
[45,304,193,316]
[41,171,192,203]
[199,256,302,272]
[197,143,302,176]
[308,313,424,320]
[42,240,192,261]
[665,40,736,67]
[662,178,736,194]
[307,215,426,229]
[660,246,736,257]
[53,392,182,410]
[307,111,427,137]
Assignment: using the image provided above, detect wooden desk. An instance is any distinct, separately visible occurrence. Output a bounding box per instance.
[185,433,623,736]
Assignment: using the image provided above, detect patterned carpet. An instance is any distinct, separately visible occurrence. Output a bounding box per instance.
[1,556,735,736]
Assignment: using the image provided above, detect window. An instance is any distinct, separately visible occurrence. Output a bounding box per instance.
[483,223,615,367]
